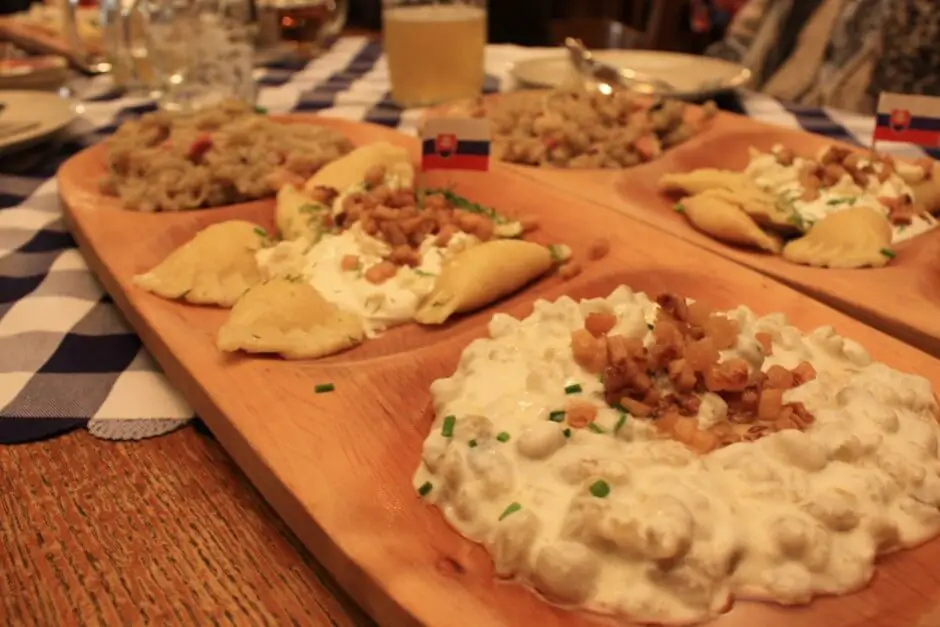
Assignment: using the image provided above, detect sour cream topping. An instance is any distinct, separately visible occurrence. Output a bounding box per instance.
[414,286,940,624]
[744,145,937,243]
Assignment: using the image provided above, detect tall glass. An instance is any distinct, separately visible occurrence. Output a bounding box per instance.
[382,0,486,108]
[256,0,348,61]
[147,0,257,113]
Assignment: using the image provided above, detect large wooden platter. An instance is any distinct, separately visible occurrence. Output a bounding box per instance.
[59,115,940,627]
[500,110,940,358]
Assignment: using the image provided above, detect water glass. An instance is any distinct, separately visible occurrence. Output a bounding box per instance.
[382,0,487,108]
[256,0,348,61]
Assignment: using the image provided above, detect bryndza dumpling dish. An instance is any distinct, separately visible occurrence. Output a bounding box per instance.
[414,285,940,624]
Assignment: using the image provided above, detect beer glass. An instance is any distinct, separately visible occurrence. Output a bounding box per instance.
[382,0,487,108]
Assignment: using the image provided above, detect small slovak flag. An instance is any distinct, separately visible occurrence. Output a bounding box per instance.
[873,92,940,148]
[421,116,491,171]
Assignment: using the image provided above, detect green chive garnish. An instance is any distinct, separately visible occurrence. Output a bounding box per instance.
[548,410,566,422]
[588,422,606,434]
[418,481,433,497]
[564,383,582,395]
[563,428,572,438]
[314,383,334,393]
[880,248,896,259]
[468,439,478,448]
[614,413,628,433]
[496,431,510,442]
[498,502,522,521]
[253,227,268,238]
[254,105,268,114]
[589,480,610,498]
[441,415,456,438]
[673,203,685,214]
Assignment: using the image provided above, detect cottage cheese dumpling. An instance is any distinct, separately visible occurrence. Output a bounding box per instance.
[414,285,940,624]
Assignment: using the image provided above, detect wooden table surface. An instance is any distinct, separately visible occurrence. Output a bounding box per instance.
[0,422,376,626]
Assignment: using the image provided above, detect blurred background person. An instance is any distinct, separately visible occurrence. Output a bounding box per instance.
[705,0,940,114]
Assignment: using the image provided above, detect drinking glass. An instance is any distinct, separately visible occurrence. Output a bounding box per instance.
[147,0,257,112]
[255,0,348,62]
[382,0,487,108]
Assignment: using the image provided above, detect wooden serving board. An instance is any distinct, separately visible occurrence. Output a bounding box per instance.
[59,115,940,627]
[502,110,940,359]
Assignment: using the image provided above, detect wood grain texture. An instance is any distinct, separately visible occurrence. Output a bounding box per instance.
[0,424,374,627]
[57,115,940,627]
[501,109,940,358]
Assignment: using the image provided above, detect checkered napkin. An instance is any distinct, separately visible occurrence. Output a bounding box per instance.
[1,37,935,445]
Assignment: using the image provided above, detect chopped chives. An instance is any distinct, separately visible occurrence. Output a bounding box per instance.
[548,410,566,422]
[496,431,510,442]
[417,481,433,497]
[589,479,611,498]
[253,227,268,238]
[441,415,456,438]
[253,105,268,114]
[498,502,522,521]
[614,413,628,433]
[880,248,896,259]
[562,428,572,438]
[564,383,582,395]
[588,422,606,434]
[314,383,334,393]
[673,203,685,213]
[468,439,478,448]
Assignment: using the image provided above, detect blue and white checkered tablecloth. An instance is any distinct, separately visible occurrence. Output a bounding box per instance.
[1,36,935,444]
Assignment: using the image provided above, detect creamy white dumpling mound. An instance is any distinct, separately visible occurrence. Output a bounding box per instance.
[413,285,940,624]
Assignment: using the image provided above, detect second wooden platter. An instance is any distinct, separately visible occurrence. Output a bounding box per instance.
[59,114,940,627]
[499,110,940,359]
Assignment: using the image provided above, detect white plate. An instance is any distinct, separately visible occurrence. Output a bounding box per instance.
[0,90,77,155]
[510,50,751,100]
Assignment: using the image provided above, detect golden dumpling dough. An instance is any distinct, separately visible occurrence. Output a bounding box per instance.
[701,185,798,233]
[912,176,940,214]
[681,191,782,253]
[658,169,750,195]
[217,278,365,359]
[133,220,266,307]
[782,206,893,269]
[414,240,553,325]
[276,184,330,243]
[303,142,414,195]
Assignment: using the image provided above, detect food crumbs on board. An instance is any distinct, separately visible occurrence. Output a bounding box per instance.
[589,479,611,498]
[880,248,896,258]
[496,431,510,442]
[564,383,582,395]
[418,481,433,497]
[548,410,566,422]
[314,383,334,393]
[441,415,456,438]
[498,502,522,521]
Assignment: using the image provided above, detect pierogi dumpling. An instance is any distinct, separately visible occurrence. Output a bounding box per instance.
[276,184,329,243]
[782,206,893,269]
[133,220,265,307]
[414,239,553,325]
[217,278,365,359]
[658,169,750,195]
[303,142,414,195]
[700,185,797,233]
[681,191,782,253]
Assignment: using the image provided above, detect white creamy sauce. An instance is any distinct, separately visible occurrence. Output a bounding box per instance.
[257,176,477,336]
[414,286,940,624]
[743,145,937,243]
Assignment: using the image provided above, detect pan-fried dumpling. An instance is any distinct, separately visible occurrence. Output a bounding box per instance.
[658,169,750,195]
[304,142,414,195]
[414,240,553,325]
[911,168,940,214]
[680,191,782,253]
[699,185,797,233]
[133,220,266,307]
[217,278,365,359]
[276,184,331,243]
[782,206,893,269]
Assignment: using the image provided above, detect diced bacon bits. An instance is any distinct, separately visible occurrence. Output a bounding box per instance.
[568,291,817,454]
[186,133,213,161]
[565,401,597,428]
[587,238,610,261]
[364,261,397,284]
[340,255,360,271]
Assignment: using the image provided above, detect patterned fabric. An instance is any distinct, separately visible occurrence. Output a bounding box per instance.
[0,37,935,445]
[706,0,940,114]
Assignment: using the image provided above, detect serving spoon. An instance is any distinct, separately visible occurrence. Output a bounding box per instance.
[564,37,676,95]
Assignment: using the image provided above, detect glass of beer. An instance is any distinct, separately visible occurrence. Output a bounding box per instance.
[383,0,486,108]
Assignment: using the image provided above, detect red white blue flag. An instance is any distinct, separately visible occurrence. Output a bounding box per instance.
[873,92,940,148]
[421,117,490,171]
